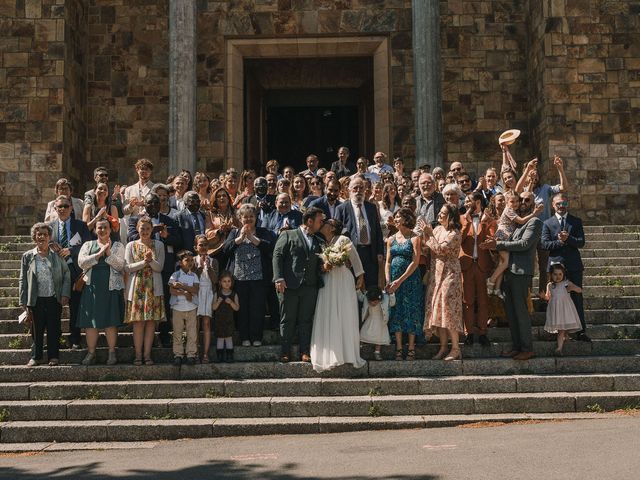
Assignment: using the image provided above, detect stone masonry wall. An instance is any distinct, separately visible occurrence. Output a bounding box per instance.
[530,0,640,224]
[195,0,415,174]
[440,0,532,179]
[85,0,169,187]
[0,0,67,233]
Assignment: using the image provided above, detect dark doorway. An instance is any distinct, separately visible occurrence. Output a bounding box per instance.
[244,57,374,174]
[266,105,359,172]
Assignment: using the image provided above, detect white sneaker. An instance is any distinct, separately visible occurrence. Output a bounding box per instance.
[252,341,262,347]
[27,359,39,367]
[241,340,251,347]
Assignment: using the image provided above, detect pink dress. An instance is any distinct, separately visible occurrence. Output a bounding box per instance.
[424,226,464,334]
[544,281,582,333]
[495,207,518,240]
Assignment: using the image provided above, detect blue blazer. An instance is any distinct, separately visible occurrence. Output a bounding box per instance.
[127,213,183,273]
[540,214,585,272]
[308,195,342,219]
[176,209,207,253]
[334,201,384,260]
[261,209,303,235]
[48,218,92,280]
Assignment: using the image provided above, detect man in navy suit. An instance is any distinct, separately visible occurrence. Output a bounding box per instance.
[261,193,303,236]
[541,193,589,341]
[308,179,341,219]
[49,195,92,349]
[176,191,207,253]
[334,177,384,288]
[128,192,183,347]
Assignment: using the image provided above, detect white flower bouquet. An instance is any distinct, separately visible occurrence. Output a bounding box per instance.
[319,242,351,268]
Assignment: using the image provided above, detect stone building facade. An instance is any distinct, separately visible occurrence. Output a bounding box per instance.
[0,0,638,233]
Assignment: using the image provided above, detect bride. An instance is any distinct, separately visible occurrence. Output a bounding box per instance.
[310,218,367,372]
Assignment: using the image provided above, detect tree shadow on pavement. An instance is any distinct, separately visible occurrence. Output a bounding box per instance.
[0,459,442,480]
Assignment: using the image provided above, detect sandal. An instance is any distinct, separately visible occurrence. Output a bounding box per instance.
[444,349,462,361]
[201,355,210,364]
[133,357,143,366]
[432,349,447,360]
[395,349,404,361]
[144,357,154,366]
[406,349,416,362]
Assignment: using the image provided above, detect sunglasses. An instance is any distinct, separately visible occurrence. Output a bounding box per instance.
[56,204,71,209]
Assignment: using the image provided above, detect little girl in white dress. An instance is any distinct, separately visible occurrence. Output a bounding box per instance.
[544,263,583,356]
[359,286,392,361]
[194,235,219,363]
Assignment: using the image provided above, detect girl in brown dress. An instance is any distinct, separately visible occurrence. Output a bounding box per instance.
[213,271,239,363]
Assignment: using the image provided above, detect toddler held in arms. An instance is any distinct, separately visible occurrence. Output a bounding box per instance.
[487,191,543,298]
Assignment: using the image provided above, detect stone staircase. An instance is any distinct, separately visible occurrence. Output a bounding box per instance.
[0,226,639,446]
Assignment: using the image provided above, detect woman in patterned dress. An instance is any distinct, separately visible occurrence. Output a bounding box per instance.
[386,208,424,361]
[422,204,464,361]
[124,216,166,365]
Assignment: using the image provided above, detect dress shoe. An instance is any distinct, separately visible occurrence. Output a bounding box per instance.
[575,333,591,342]
[553,348,564,357]
[160,335,172,349]
[300,354,312,363]
[173,356,183,366]
[280,354,290,364]
[185,357,197,366]
[71,343,81,350]
[225,348,234,363]
[514,351,535,361]
[500,350,519,358]
[464,335,474,346]
[478,335,491,347]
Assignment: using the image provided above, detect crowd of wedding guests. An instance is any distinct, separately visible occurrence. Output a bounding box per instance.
[20,143,589,370]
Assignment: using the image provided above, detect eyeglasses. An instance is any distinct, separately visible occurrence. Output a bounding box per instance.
[556,201,568,207]
[520,197,533,203]
[56,204,70,209]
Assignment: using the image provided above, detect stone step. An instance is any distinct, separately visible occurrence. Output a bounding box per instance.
[2,323,639,350]
[3,373,640,401]
[586,233,640,240]
[584,266,640,276]
[583,226,640,233]
[2,339,640,365]
[0,412,625,443]
[581,249,640,258]
[532,275,640,287]
[1,355,640,382]
[582,257,640,267]
[1,391,639,425]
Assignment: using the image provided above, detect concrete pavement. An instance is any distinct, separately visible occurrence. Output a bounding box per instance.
[1,416,639,479]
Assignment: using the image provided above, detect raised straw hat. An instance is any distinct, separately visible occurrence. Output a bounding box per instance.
[498,129,521,145]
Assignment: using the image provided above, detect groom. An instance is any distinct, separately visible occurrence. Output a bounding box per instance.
[272,207,325,363]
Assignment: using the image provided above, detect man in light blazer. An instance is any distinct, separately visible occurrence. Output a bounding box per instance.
[541,192,589,341]
[334,177,384,288]
[481,191,542,361]
[48,195,92,349]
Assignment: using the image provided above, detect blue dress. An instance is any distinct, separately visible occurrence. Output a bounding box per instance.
[388,237,425,335]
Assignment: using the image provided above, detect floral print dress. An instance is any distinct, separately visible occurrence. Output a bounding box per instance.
[424,226,463,335]
[125,242,165,323]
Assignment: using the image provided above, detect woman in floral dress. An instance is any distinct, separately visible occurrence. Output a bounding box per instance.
[421,203,464,361]
[124,216,165,365]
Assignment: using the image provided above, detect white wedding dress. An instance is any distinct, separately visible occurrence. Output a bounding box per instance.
[310,235,367,372]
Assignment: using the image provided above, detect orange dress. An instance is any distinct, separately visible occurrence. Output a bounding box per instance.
[424,226,464,334]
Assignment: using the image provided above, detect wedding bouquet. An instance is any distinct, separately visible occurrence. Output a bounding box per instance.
[319,242,352,268]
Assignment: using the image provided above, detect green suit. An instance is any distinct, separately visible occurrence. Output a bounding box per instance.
[272,228,324,356]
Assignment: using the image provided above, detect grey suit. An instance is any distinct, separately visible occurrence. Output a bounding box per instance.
[496,217,543,353]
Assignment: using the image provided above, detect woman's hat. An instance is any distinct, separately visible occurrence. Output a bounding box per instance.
[498,129,521,145]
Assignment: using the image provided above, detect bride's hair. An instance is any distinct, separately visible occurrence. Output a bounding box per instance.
[324,218,343,236]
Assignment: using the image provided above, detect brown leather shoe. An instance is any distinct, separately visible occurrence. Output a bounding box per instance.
[300,354,312,363]
[280,355,290,363]
[500,350,519,358]
[513,351,535,361]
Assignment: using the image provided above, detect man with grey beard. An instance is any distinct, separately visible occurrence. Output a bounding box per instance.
[334,177,384,288]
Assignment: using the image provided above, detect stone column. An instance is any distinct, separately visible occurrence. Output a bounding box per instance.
[169,0,197,173]
[412,0,443,168]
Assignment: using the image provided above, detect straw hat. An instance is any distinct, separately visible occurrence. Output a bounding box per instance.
[498,129,521,145]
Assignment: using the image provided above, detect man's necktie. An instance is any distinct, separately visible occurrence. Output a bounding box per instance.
[357,205,369,245]
[60,221,68,247]
[192,213,202,235]
[560,217,566,231]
